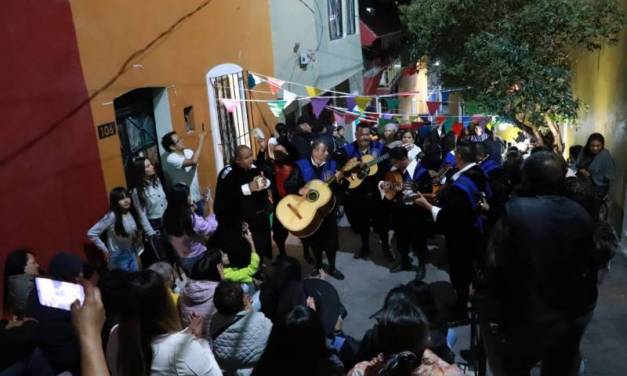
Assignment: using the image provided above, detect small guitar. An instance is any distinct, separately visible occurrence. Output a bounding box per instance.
[343,153,390,189]
[275,175,338,238]
[382,171,423,204]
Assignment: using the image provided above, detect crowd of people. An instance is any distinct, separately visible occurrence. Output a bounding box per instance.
[1,107,621,376]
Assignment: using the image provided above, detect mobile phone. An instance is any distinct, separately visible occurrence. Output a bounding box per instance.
[35,277,85,311]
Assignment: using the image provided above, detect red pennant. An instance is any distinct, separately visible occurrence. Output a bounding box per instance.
[452,122,463,137]
[404,66,417,76]
[344,112,359,123]
[426,101,441,116]
[435,115,447,124]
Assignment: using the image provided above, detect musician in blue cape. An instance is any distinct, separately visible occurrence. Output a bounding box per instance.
[380,147,433,277]
[475,142,506,228]
[414,140,489,322]
[284,140,347,280]
[336,122,393,261]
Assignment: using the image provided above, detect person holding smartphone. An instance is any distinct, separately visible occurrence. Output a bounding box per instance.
[163,183,217,274]
[88,187,156,272]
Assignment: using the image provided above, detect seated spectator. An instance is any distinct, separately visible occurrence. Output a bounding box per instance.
[26,252,84,375]
[348,302,461,376]
[0,314,43,373]
[148,262,179,308]
[210,281,272,376]
[163,183,217,274]
[106,270,221,376]
[258,256,304,324]
[179,250,224,338]
[253,305,343,376]
[222,227,259,285]
[3,249,40,319]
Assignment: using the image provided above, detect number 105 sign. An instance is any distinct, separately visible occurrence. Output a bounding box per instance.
[97,122,116,139]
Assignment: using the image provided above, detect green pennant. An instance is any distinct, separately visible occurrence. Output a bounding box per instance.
[384,98,399,110]
[378,118,394,132]
[267,100,287,117]
[442,118,456,133]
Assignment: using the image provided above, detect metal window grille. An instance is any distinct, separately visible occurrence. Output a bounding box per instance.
[346,0,356,35]
[328,0,343,40]
[209,72,252,166]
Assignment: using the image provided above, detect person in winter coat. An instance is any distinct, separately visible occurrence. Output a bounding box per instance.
[210,281,272,376]
[3,249,40,319]
[179,251,225,338]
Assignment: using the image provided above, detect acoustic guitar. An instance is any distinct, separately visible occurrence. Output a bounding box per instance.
[343,153,390,189]
[275,175,337,238]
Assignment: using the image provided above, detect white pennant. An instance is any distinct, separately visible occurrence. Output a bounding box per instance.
[282,90,298,107]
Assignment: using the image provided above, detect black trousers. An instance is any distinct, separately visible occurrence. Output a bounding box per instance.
[243,210,273,260]
[272,206,289,255]
[481,312,592,376]
[344,191,389,251]
[395,217,428,268]
[308,212,339,270]
[446,237,477,313]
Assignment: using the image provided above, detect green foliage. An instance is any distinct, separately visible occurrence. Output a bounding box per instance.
[400,0,625,132]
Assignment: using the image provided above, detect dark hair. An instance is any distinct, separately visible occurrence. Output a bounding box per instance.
[275,122,288,137]
[117,270,181,376]
[376,302,429,359]
[297,115,309,125]
[336,125,345,131]
[401,130,416,141]
[223,234,253,269]
[3,249,32,316]
[162,183,194,237]
[214,281,244,315]
[569,145,583,163]
[356,122,371,133]
[455,140,475,163]
[253,306,332,376]
[584,133,605,155]
[379,351,419,376]
[530,145,552,154]
[161,131,177,151]
[189,250,223,281]
[109,187,142,238]
[311,138,328,151]
[404,280,439,325]
[565,176,596,217]
[127,157,154,208]
[474,142,488,160]
[389,146,408,162]
[521,151,566,196]
[592,221,618,269]
[260,256,302,320]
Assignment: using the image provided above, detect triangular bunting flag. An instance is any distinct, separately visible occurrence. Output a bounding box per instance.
[382,113,395,120]
[333,111,345,126]
[346,96,356,111]
[435,115,447,124]
[267,77,285,95]
[344,112,359,124]
[384,98,399,110]
[220,98,239,113]
[426,101,441,116]
[356,96,371,111]
[267,100,287,118]
[306,86,321,97]
[311,97,331,118]
[282,90,298,107]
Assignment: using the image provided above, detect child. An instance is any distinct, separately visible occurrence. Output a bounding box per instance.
[222,224,260,285]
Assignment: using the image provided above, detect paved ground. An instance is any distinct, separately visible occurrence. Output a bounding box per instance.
[279,219,627,375]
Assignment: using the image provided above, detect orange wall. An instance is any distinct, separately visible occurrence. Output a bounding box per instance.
[69,0,276,198]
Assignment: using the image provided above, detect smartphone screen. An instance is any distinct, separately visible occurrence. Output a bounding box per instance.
[35,277,85,311]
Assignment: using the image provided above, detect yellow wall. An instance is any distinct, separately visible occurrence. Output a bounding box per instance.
[567,0,627,224]
[398,61,428,120]
[69,0,275,193]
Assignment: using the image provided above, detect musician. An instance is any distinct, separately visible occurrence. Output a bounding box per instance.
[214,145,273,260]
[414,140,489,321]
[475,142,506,228]
[380,147,433,277]
[284,140,345,280]
[337,122,393,261]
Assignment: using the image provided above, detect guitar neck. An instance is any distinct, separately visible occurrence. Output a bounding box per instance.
[366,153,389,166]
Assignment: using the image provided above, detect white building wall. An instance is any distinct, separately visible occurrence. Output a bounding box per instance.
[268,0,363,96]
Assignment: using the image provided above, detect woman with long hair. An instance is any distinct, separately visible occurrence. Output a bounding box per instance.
[349,302,461,376]
[258,256,303,323]
[253,305,343,376]
[163,183,217,274]
[128,157,169,263]
[107,270,221,376]
[576,133,616,202]
[88,187,156,272]
[3,249,39,318]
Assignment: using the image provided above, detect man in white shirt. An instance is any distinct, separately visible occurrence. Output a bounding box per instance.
[161,131,206,214]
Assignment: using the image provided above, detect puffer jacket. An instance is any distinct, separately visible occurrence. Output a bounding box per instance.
[211,311,272,376]
[179,280,219,338]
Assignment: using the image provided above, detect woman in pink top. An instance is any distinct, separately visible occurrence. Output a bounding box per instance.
[163,183,217,273]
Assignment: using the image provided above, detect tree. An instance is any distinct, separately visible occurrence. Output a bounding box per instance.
[400,0,625,152]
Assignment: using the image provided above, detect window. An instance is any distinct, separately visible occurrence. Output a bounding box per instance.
[209,71,252,166]
[346,0,356,35]
[328,0,343,40]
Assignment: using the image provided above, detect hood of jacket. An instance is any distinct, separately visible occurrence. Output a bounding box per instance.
[181,280,218,305]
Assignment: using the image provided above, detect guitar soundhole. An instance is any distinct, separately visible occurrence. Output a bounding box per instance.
[306,190,319,202]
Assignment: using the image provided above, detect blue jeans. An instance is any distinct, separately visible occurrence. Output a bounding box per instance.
[108,249,139,272]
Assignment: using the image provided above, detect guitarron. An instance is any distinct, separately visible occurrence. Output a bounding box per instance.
[276,178,336,238]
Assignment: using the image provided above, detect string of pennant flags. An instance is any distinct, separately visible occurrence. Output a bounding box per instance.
[219,70,478,130]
